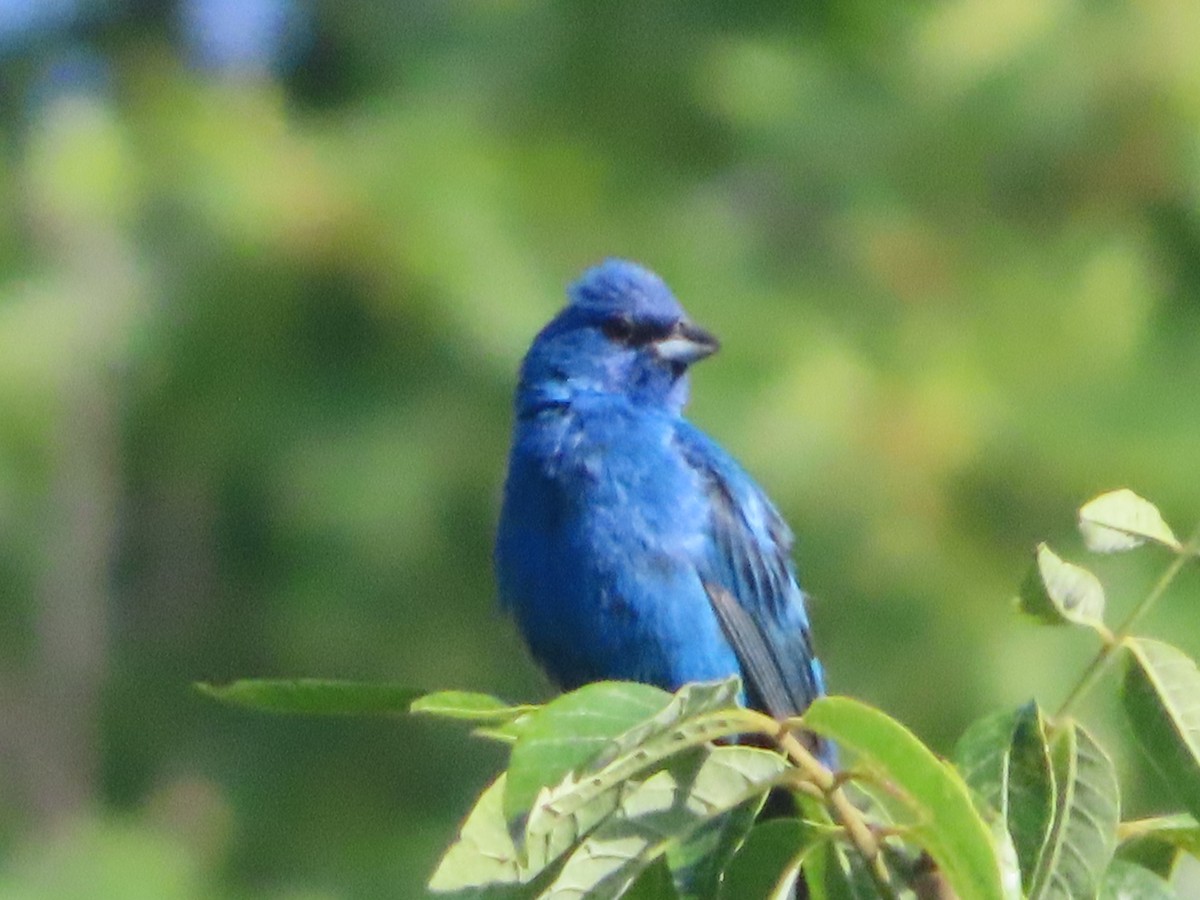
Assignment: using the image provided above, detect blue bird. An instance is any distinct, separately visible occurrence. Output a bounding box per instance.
[495,259,826,737]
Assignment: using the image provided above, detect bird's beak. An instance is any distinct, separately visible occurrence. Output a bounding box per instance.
[653,320,720,365]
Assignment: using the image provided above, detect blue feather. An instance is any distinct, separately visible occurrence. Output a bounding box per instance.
[495,259,826,738]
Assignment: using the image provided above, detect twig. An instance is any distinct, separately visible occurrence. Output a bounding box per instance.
[735,708,898,899]
[1054,522,1200,724]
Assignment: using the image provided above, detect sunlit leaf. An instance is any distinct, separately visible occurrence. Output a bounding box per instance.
[583,677,743,773]
[538,747,787,900]
[473,718,536,745]
[1098,859,1174,899]
[411,691,538,722]
[989,817,1023,900]
[196,679,422,715]
[1028,721,1120,900]
[1122,639,1200,823]
[1017,544,1106,629]
[505,679,744,831]
[1120,813,1200,855]
[804,696,1018,900]
[503,681,672,826]
[522,749,698,885]
[1079,489,1180,553]
[519,683,754,877]
[428,775,521,892]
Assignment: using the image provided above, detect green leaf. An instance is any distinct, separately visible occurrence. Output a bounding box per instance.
[1120,813,1200,846]
[803,696,1018,900]
[519,681,753,878]
[989,818,1023,900]
[472,718,535,745]
[1098,859,1174,900]
[537,746,788,900]
[1121,813,1200,854]
[953,703,1056,894]
[521,748,705,886]
[427,680,745,895]
[1017,544,1106,629]
[806,840,878,900]
[1118,814,1200,879]
[411,691,538,722]
[717,819,819,900]
[503,681,673,825]
[195,679,422,715]
[1116,837,1181,882]
[428,775,522,892]
[621,858,679,900]
[1006,704,1057,892]
[954,708,1019,815]
[665,796,762,899]
[607,679,753,900]
[1028,721,1120,900]
[1079,489,1181,554]
[1122,638,1200,823]
[789,794,873,900]
[583,677,743,772]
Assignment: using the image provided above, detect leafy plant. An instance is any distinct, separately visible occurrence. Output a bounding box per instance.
[201,489,1200,897]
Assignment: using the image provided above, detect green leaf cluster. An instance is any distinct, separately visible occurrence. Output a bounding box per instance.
[202,489,1200,897]
[1002,490,1200,894]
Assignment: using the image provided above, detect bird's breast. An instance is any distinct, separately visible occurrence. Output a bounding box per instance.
[497,404,742,691]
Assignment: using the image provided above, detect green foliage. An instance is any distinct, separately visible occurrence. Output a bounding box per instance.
[1029,722,1119,899]
[715,819,814,900]
[1117,814,1200,880]
[807,696,1020,899]
[7,7,1200,897]
[1078,490,1182,555]
[207,489,1200,896]
[1016,545,1107,631]
[425,774,525,894]
[503,681,675,825]
[1122,640,1200,823]
[410,691,540,723]
[1098,860,1175,900]
[954,703,1055,895]
[195,678,423,715]
[542,747,782,899]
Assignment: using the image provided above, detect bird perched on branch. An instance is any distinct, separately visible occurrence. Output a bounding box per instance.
[495,259,826,746]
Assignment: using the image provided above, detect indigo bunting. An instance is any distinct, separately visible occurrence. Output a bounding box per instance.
[495,259,825,731]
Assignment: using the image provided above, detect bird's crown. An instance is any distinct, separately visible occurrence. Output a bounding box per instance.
[568,259,685,323]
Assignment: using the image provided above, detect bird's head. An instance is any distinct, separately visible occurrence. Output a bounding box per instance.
[516,260,719,416]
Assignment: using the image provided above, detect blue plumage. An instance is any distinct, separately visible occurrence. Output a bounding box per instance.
[495,259,825,726]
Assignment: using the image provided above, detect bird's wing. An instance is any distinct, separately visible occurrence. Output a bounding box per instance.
[675,423,824,720]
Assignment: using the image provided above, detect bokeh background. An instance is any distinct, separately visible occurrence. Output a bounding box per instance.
[1,1,1199,897]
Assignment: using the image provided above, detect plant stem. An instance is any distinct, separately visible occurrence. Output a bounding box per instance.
[738,708,898,899]
[1054,523,1200,724]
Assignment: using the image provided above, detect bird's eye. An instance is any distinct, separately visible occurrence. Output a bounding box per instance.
[602,315,635,343]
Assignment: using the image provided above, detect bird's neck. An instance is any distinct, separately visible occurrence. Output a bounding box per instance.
[514,380,689,423]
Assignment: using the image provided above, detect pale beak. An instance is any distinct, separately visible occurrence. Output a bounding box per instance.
[653,320,720,365]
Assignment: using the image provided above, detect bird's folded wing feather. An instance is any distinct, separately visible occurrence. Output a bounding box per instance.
[675,423,823,720]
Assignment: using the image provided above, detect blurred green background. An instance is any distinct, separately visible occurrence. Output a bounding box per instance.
[1,1,1199,897]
